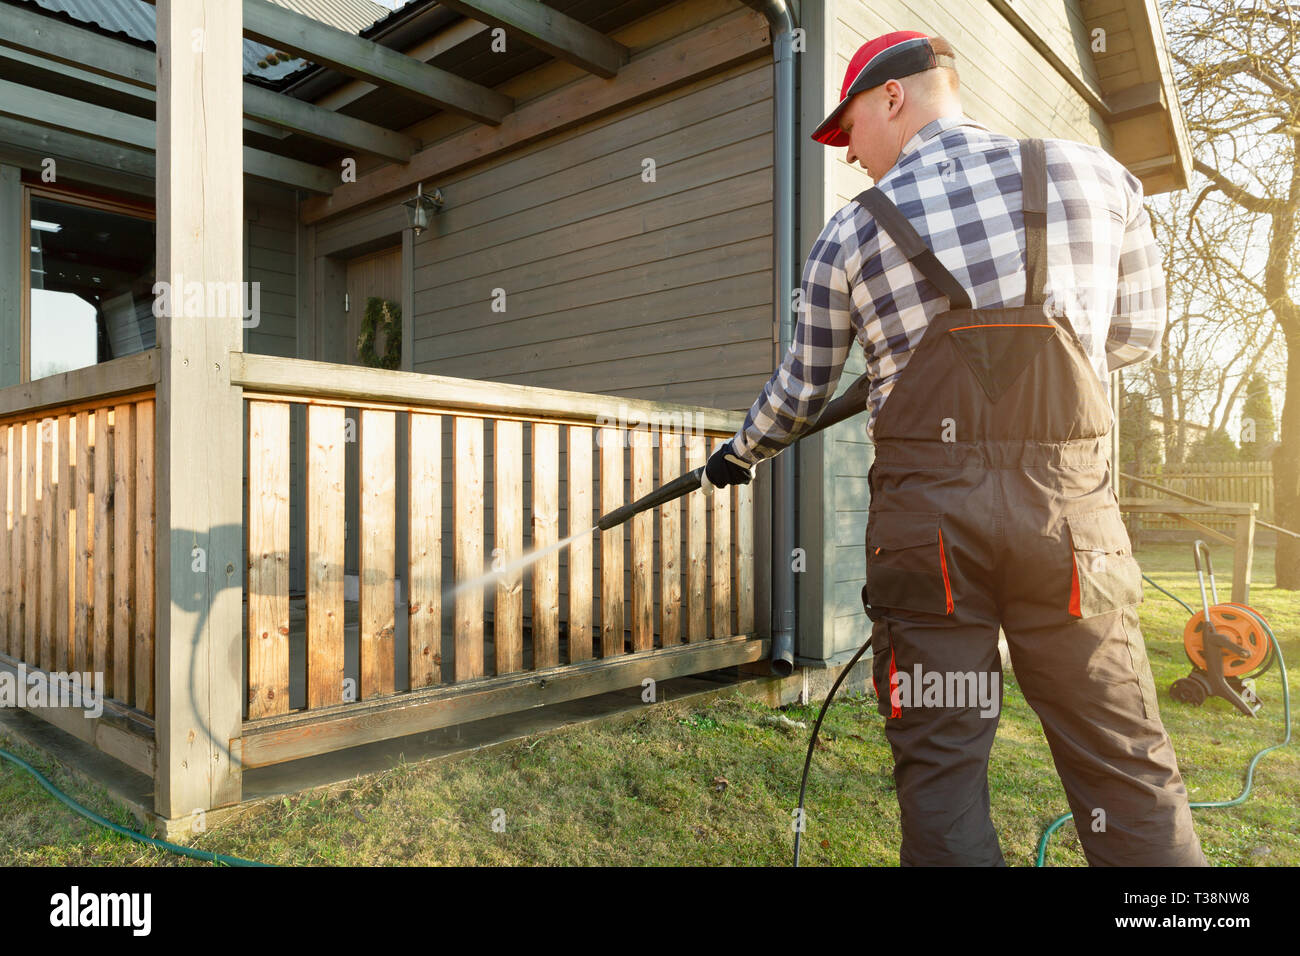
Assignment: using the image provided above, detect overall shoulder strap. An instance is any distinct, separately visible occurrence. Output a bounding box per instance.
[854,187,972,310]
[1019,138,1048,306]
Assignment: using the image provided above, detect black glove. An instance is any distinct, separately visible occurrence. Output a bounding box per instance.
[703,439,754,491]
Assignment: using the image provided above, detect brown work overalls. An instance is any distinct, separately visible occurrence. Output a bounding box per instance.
[857,140,1206,866]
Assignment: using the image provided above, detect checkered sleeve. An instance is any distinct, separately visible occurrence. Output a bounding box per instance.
[1106,173,1166,372]
[728,217,857,464]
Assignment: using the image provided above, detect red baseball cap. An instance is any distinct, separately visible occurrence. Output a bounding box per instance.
[811,31,952,146]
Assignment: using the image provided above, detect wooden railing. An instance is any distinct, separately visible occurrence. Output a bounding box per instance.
[0,353,158,721]
[1126,461,1274,531]
[233,353,763,761]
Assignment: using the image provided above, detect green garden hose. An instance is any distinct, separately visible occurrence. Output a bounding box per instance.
[1034,574,1292,866]
[0,745,267,866]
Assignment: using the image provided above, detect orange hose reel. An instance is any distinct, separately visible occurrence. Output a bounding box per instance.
[1182,603,1274,679]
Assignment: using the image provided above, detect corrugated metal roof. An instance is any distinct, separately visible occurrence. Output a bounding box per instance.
[14,0,394,81]
[270,0,392,35]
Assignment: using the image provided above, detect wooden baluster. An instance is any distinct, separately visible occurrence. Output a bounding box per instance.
[27,420,42,668]
[74,412,92,676]
[494,419,523,675]
[408,412,442,688]
[630,427,653,652]
[92,412,112,691]
[685,434,707,643]
[113,403,135,702]
[566,426,593,663]
[659,430,681,646]
[360,409,396,699]
[599,426,623,658]
[306,405,346,709]
[53,415,71,673]
[135,400,155,714]
[454,416,484,681]
[247,401,291,719]
[40,418,55,671]
[734,480,754,636]
[711,450,731,639]
[15,423,30,662]
[532,422,560,669]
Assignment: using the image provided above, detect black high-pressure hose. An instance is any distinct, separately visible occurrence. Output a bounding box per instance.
[791,633,874,866]
[589,374,876,867]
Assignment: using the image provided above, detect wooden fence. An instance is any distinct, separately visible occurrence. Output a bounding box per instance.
[1125,460,1273,533]
[234,353,763,767]
[0,392,157,716]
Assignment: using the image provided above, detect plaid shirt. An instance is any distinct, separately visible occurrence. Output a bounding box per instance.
[728,116,1166,463]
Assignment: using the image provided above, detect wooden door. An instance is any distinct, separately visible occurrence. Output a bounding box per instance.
[345,247,402,368]
[344,247,402,581]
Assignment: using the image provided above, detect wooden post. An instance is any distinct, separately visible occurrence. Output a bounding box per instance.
[154,0,245,818]
[1232,505,1256,605]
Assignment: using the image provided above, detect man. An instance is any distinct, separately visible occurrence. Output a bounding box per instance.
[703,31,1206,866]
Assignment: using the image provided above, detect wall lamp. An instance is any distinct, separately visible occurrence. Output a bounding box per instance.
[402,182,444,236]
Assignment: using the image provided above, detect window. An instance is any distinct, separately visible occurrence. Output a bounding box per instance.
[26,190,156,382]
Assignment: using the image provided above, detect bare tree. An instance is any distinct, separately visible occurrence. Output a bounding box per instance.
[1143,188,1274,464]
[1163,0,1300,587]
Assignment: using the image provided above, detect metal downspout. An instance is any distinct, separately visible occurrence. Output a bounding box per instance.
[744,0,797,676]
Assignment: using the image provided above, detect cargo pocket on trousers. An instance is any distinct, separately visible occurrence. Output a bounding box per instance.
[870,621,902,719]
[1065,508,1144,618]
[864,511,954,617]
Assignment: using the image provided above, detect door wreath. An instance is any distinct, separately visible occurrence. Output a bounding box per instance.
[356,296,402,369]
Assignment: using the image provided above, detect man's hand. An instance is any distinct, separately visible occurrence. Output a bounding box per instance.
[702,439,754,493]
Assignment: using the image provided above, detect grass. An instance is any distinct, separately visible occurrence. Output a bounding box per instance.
[1,541,1296,866]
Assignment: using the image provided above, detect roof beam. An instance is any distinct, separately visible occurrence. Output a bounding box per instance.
[240,0,512,122]
[242,84,416,163]
[0,77,336,193]
[0,1,416,161]
[143,0,513,124]
[311,17,492,114]
[0,115,155,189]
[303,5,772,223]
[434,0,627,78]
[0,42,287,141]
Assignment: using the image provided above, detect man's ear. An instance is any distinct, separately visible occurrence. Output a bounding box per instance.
[885,79,906,117]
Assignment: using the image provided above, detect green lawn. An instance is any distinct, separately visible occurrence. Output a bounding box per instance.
[2,541,1296,866]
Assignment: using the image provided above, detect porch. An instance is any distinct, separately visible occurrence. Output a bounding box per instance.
[0,0,783,825]
[0,346,764,820]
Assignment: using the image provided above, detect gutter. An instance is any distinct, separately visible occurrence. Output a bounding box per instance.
[743,0,798,677]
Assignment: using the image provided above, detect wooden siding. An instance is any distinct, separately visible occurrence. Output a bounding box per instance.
[384,23,775,645]
[409,56,774,408]
[246,181,300,360]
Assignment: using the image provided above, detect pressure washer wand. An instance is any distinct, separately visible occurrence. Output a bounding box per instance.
[594,372,872,532]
